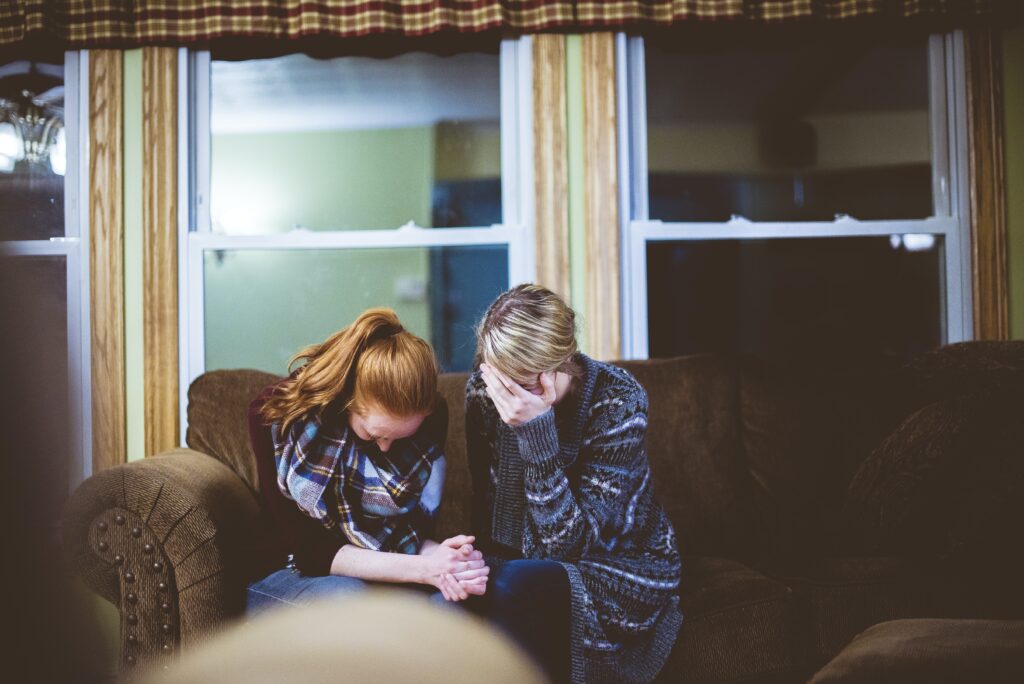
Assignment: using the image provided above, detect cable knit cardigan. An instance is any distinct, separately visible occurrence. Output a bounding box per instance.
[466,354,683,684]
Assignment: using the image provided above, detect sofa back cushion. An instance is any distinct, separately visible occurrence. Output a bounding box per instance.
[737,353,924,558]
[435,373,474,540]
[617,355,755,558]
[844,387,1024,562]
[187,369,281,494]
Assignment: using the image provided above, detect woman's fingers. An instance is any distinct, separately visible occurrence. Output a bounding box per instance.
[539,371,557,405]
[441,534,474,548]
[483,381,510,413]
[488,365,519,396]
[444,572,469,601]
[438,575,451,601]
[480,364,511,397]
[452,566,490,582]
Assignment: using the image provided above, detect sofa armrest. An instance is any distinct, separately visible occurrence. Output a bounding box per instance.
[62,448,263,672]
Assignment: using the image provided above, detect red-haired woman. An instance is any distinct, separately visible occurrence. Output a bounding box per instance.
[246,308,488,611]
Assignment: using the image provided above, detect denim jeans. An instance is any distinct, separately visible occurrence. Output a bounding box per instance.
[468,559,570,683]
[247,568,447,615]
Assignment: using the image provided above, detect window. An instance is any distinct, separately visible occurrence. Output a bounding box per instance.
[182,41,533,417]
[0,54,90,507]
[620,33,970,361]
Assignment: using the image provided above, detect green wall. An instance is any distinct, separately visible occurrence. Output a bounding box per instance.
[124,50,144,462]
[205,126,436,373]
[204,249,432,373]
[211,127,434,233]
[1005,26,1024,340]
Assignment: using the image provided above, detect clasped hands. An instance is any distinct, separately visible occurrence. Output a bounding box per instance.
[421,535,489,602]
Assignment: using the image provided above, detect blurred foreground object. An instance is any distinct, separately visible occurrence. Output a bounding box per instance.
[145,590,547,684]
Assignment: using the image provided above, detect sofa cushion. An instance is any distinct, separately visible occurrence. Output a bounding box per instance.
[737,354,913,559]
[435,372,473,539]
[843,390,1024,560]
[187,369,281,494]
[773,556,974,670]
[618,356,755,560]
[808,618,1024,684]
[657,556,807,684]
[904,341,1024,400]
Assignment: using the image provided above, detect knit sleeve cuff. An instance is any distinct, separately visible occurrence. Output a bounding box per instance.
[511,409,560,464]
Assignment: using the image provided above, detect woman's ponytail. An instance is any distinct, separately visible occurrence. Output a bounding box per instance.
[260,308,437,431]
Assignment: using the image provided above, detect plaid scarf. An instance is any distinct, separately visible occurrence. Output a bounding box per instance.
[271,412,445,556]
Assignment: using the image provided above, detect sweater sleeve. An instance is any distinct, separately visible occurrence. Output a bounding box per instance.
[248,386,344,576]
[513,385,651,561]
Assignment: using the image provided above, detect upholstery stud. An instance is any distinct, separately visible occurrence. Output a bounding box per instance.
[162,644,172,654]
[152,561,164,573]
[161,623,172,634]
[124,571,135,583]
[126,614,138,626]
[126,592,137,604]
[97,521,108,532]
[126,655,136,666]
[131,527,142,538]
[113,554,125,565]
[157,581,167,591]
[97,541,109,552]
[160,602,171,613]
[115,514,125,525]
[127,635,137,645]
[142,543,154,555]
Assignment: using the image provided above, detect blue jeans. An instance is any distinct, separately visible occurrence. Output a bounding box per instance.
[469,559,570,683]
[247,568,447,615]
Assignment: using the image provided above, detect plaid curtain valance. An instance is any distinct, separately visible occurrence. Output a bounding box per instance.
[576,0,1002,26]
[0,1,1008,49]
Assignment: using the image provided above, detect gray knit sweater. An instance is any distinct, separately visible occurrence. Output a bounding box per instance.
[466,354,683,683]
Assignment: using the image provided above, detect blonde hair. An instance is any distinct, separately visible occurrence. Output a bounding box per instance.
[475,284,580,381]
[260,308,438,432]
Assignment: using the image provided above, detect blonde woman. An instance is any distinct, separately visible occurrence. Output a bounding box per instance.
[466,285,682,683]
[247,309,488,611]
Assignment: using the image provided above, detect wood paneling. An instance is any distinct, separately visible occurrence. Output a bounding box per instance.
[965,29,1010,340]
[582,32,620,360]
[89,50,126,472]
[142,47,179,454]
[533,34,571,302]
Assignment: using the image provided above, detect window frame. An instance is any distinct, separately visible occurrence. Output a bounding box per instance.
[0,51,91,489]
[617,32,973,360]
[178,39,535,436]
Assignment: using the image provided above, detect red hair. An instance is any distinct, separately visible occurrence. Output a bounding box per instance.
[260,308,438,432]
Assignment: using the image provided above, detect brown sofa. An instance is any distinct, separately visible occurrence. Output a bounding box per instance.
[63,341,1024,681]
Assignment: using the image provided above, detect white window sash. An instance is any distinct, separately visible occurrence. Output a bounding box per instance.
[0,51,90,488]
[618,33,972,360]
[178,39,534,442]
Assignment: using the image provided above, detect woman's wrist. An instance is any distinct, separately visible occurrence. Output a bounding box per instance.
[512,409,559,462]
[414,553,436,585]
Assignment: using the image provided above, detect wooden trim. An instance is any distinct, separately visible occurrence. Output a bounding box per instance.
[89,50,126,472]
[533,34,571,302]
[142,47,179,455]
[581,32,620,360]
[965,28,1010,340]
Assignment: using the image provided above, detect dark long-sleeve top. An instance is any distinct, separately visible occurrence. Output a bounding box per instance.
[248,382,447,577]
[466,353,683,684]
